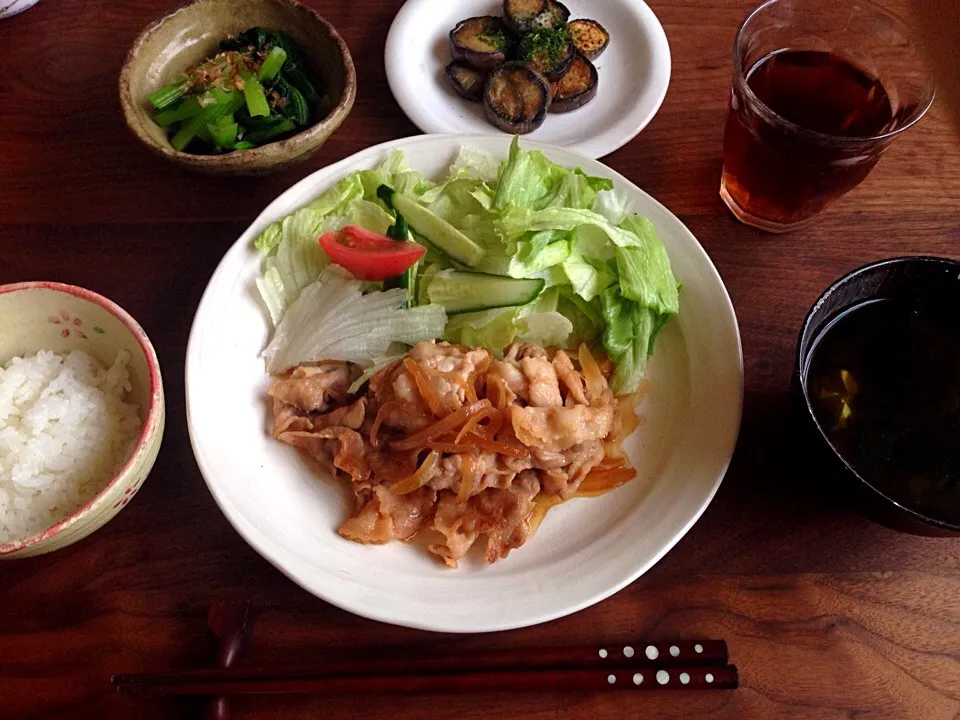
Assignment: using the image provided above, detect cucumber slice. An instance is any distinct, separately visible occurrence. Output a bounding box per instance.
[427,270,545,314]
[417,263,441,307]
[401,259,419,308]
[378,185,485,267]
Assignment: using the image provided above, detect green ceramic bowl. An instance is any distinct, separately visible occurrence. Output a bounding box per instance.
[118,0,356,174]
[0,282,165,559]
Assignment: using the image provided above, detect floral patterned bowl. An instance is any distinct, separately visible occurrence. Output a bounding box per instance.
[0,282,165,559]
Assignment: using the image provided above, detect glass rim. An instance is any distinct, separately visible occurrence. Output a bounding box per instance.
[732,0,937,145]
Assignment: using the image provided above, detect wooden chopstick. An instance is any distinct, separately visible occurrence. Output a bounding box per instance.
[113,639,727,688]
[115,664,738,696]
[113,639,735,697]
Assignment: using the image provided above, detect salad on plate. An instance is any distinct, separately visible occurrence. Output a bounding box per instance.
[254,137,679,567]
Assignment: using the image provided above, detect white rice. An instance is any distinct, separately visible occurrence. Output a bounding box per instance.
[0,349,142,543]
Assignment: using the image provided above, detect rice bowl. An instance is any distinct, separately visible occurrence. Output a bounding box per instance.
[0,282,165,559]
[0,349,142,543]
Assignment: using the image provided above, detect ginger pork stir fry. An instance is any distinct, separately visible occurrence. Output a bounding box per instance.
[268,341,638,567]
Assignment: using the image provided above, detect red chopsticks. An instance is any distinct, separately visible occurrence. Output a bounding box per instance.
[112,639,737,696]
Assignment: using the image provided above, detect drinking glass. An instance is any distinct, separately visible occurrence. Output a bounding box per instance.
[720,0,936,233]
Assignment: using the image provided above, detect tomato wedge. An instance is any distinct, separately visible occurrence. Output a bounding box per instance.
[318,225,425,281]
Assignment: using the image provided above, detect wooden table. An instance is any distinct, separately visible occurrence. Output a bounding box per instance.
[2,1,958,718]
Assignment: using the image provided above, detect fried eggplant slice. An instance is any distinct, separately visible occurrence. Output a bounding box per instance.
[549,53,598,113]
[450,16,512,71]
[517,27,574,81]
[567,18,610,60]
[446,61,486,102]
[483,62,552,134]
[531,0,571,30]
[502,0,546,35]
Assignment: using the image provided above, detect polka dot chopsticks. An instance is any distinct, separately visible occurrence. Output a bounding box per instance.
[113,638,737,698]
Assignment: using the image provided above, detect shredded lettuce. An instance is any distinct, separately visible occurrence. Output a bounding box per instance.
[372,149,434,197]
[347,345,407,395]
[497,206,641,248]
[444,306,520,351]
[340,199,394,235]
[255,209,337,324]
[305,173,365,217]
[516,311,573,347]
[263,267,447,373]
[507,229,570,278]
[561,254,616,302]
[557,289,604,347]
[493,136,610,211]
[591,188,634,226]
[254,221,282,252]
[255,265,286,326]
[255,137,680,394]
[253,160,410,326]
[615,215,680,316]
[421,178,494,226]
[537,170,611,212]
[601,285,671,394]
[448,145,501,183]
[493,136,568,210]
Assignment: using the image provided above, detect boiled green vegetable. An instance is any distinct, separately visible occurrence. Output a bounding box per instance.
[148,26,326,154]
[274,77,309,126]
[207,119,239,148]
[148,80,187,111]
[257,46,287,81]
[170,91,244,151]
[153,97,202,127]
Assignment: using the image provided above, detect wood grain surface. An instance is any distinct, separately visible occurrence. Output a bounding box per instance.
[1,1,959,719]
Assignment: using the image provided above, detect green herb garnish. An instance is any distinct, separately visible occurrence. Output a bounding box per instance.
[519,27,568,64]
[479,27,510,52]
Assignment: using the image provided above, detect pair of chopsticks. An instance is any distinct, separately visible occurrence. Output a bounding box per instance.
[112,639,737,696]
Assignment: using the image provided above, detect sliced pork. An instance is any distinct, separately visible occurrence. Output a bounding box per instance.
[268,340,636,567]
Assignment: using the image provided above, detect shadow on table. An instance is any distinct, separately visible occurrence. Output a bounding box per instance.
[662,382,890,576]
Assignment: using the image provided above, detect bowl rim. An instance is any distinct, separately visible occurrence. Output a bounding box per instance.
[117,0,357,169]
[0,281,165,555]
[795,254,960,532]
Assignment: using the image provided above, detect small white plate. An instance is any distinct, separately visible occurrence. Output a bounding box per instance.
[0,0,41,18]
[385,0,671,159]
[186,135,742,633]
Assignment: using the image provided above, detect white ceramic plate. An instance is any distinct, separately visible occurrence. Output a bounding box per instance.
[186,134,742,633]
[0,0,41,19]
[384,0,671,159]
